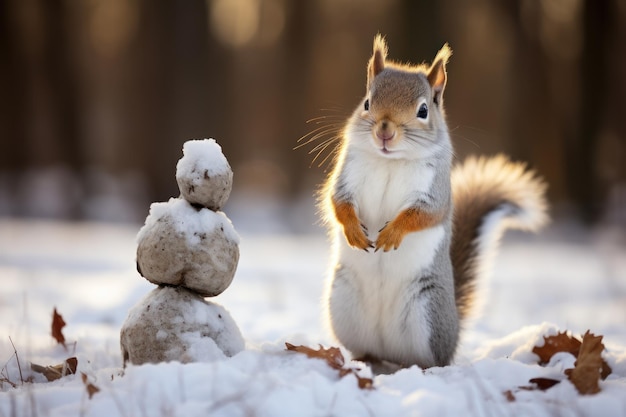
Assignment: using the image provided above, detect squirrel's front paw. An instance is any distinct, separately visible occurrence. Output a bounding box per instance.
[344,224,373,251]
[375,223,405,252]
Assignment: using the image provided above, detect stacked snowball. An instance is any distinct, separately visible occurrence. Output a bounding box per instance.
[120,139,244,366]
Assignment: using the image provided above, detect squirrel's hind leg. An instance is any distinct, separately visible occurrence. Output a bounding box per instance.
[327,264,374,359]
[397,266,460,368]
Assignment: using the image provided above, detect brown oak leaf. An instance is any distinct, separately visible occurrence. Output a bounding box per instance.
[285,343,345,370]
[51,308,67,348]
[31,357,77,382]
[81,372,100,399]
[564,331,611,395]
[532,331,581,364]
[285,343,373,389]
[529,377,561,391]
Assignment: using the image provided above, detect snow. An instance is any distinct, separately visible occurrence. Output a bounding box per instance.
[176,139,231,178]
[0,218,625,416]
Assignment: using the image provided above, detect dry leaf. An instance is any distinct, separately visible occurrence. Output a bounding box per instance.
[532,331,581,364]
[285,343,373,389]
[285,343,344,370]
[52,308,67,348]
[565,331,610,395]
[528,377,561,391]
[526,329,613,395]
[31,357,77,382]
[355,374,374,389]
[339,367,374,389]
[503,390,516,402]
[81,372,100,399]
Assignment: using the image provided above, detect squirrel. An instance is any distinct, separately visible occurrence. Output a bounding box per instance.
[318,35,548,369]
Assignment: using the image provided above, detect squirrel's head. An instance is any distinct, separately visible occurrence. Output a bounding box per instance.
[347,35,452,160]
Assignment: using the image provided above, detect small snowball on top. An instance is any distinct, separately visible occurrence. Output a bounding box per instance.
[176,139,233,211]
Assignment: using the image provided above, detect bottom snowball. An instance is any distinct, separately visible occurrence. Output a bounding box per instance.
[120,286,244,365]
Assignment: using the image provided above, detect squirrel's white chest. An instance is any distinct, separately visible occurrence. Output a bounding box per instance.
[342,154,436,230]
[336,154,444,277]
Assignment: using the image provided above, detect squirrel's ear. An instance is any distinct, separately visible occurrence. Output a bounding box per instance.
[367,34,388,86]
[427,43,452,105]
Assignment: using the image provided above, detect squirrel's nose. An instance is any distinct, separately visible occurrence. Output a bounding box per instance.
[376,129,395,141]
[376,120,396,141]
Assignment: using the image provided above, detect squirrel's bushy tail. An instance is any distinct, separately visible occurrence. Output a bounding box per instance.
[451,155,548,320]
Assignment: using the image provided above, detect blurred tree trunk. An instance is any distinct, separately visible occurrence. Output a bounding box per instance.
[1,0,83,218]
[607,3,626,225]
[170,1,231,147]
[123,0,233,205]
[0,0,28,173]
[41,0,82,174]
[504,2,568,205]
[398,1,445,61]
[568,0,614,223]
[282,0,316,195]
[124,1,178,203]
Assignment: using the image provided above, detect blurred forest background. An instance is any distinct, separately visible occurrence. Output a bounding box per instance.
[1,0,625,232]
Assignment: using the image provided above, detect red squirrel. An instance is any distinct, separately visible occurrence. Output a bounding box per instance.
[315,35,548,369]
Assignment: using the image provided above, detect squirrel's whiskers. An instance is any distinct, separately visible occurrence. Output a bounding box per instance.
[296,115,346,169]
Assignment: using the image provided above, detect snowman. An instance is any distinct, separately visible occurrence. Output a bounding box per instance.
[120,139,245,365]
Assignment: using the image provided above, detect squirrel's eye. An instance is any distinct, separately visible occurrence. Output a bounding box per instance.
[417,103,428,119]
[364,99,370,111]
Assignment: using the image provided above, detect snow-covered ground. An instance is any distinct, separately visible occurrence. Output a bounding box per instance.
[1,217,625,416]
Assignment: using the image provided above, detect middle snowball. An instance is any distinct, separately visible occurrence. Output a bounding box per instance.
[136,198,240,297]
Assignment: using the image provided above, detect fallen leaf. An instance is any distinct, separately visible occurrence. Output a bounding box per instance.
[528,377,561,390]
[285,343,344,370]
[532,331,581,364]
[51,308,67,348]
[338,367,374,389]
[81,372,100,399]
[355,374,374,389]
[503,390,516,402]
[31,357,77,382]
[285,343,373,389]
[564,331,610,395]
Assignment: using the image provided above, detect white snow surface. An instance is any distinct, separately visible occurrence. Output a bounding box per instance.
[0,218,625,417]
[137,197,240,246]
[176,139,231,179]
